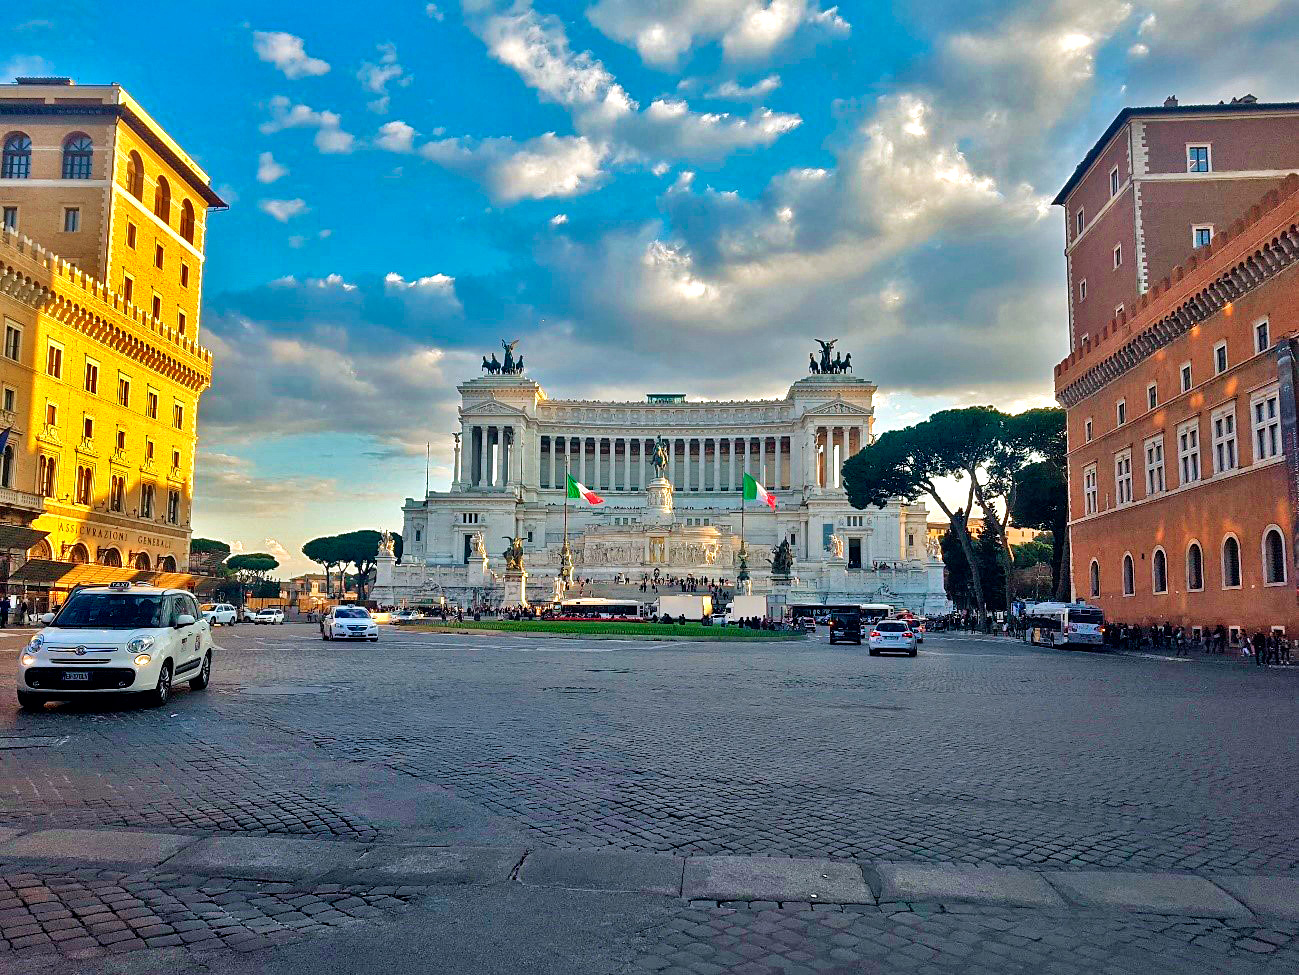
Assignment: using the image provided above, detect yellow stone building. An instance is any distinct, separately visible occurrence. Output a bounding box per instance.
[0,77,221,581]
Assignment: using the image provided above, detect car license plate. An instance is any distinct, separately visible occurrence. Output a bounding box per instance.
[63,671,90,681]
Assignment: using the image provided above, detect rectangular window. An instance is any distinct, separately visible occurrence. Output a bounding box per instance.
[82,415,94,442]
[1253,389,1281,461]
[117,373,130,407]
[1115,304,1124,321]
[1078,279,1087,302]
[3,322,19,361]
[1180,362,1192,392]
[180,263,190,288]
[1083,464,1098,515]
[154,243,164,269]
[177,310,186,335]
[115,428,126,452]
[145,439,155,462]
[1211,405,1237,474]
[1147,383,1158,410]
[45,401,57,428]
[63,207,80,233]
[2,387,13,412]
[123,274,133,304]
[1113,243,1123,268]
[173,401,184,430]
[151,294,161,320]
[1187,145,1211,173]
[84,358,99,395]
[1116,399,1126,426]
[1214,341,1228,374]
[127,222,137,248]
[1144,436,1165,495]
[1109,166,1120,197]
[1193,224,1213,248]
[171,448,181,470]
[46,342,63,379]
[146,388,159,419]
[2,207,17,231]
[1255,319,1270,353]
[1085,418,1093,443]
[1178,421,1200,485]
[1076,209,1084,235]
[1114,450,1133,505]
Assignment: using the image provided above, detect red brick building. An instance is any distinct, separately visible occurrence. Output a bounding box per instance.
[1055,168,1299,637]
[1054,96,1299,355]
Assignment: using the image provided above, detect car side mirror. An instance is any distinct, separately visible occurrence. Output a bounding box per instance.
[40,612,55,624]
[175,613,196,627]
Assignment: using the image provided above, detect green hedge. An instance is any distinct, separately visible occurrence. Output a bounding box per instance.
[405,620,797,640]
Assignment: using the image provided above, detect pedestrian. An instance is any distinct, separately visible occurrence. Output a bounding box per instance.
[1253,630,1267,667]
[0,598,9,628]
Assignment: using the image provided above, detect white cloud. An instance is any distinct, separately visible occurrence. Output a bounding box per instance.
[383,271,462,312]
[706,75,781,99]
[259,198,309,222]
[550,213,569,225]
[585,0,849,69]
[2,55,53,82]
[260,96,355,154]
[425,3,444,20]
[358,41,411,113]
[375,120,417,153]
[256,151,288,184]
[252,30,330,79]
[465,3,801,164]
[420,132,608,202]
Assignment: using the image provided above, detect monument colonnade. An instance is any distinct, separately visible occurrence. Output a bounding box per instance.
[455,423,870,493]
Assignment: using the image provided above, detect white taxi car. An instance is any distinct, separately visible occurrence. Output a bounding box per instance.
[201,602,239,626]
[17,583,214,711]
[254,607,285,625]
[320,605,379,641]
[867,619,919,657]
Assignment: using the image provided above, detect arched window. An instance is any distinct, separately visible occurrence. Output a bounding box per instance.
[100,547,122,567]
[75,465,93,505]
[1263,528,1286,585]
[1089,559,1100,597]
[1122,554,1134,595]
[1222,535,1241,588]
[134,551,151,570]
[29,539,52,561]
[179,199,195,243]
[61,133,93,179]
[36,455,56,498]
[2,132,32,179]
[154,175,171,223]
[1186,542,1204,592]
[68,542,89,565]
[127,151,144,199]
[0,443,12,488]
[1152,548,1167,594]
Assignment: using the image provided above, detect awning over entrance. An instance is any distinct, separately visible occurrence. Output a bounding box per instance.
[0,524,49,553]
[8,559,223,594]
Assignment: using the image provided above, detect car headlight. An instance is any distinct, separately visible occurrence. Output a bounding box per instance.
[21,652,35,666]
[25,634,43,654]
[126,636,155,655]
[134,654,152,667]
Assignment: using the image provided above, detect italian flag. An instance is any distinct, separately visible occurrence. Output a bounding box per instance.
[566,473,604,505]
[743,472,777,509]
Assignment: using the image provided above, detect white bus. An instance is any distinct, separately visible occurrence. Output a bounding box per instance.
[556,598,643,620]
[1022,602,1105,648]
[859,603,894,624]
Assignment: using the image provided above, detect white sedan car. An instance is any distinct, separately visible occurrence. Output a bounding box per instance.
[17,583,214,710]
[867,619,919,657]
[254,607,285,625]
[320,606,379,641]
[201,603,238,626]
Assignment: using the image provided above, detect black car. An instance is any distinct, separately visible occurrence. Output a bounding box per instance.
[828,611,863,645]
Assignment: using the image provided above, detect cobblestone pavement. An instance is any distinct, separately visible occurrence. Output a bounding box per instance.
[1,624,1297,972]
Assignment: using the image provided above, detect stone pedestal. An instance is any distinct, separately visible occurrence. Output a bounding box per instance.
[644,476,674,526]
[825,558,849,593]
[503,569,528,608]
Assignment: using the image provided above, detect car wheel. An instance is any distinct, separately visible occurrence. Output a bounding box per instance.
[189,652,212,690]
[909,647,918,657]
[17,690,44,712]
[146,662,172,707]
[369,637,379,643]
[855,639,862,645]
[868,647,879,657]
[321,629,330,641]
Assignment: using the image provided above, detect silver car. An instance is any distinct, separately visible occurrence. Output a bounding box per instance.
[868,619,918,657]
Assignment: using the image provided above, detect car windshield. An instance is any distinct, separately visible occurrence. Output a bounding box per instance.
[877,621,908,632]
[334,607,370,619]
[52,593,165,629]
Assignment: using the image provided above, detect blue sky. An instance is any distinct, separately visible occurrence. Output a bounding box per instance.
[6,1,1296,574]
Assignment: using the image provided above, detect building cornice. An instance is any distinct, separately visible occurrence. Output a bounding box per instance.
[1055,175,1299,409]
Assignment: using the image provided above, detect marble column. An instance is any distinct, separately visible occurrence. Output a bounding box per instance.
[639,439,646,488]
